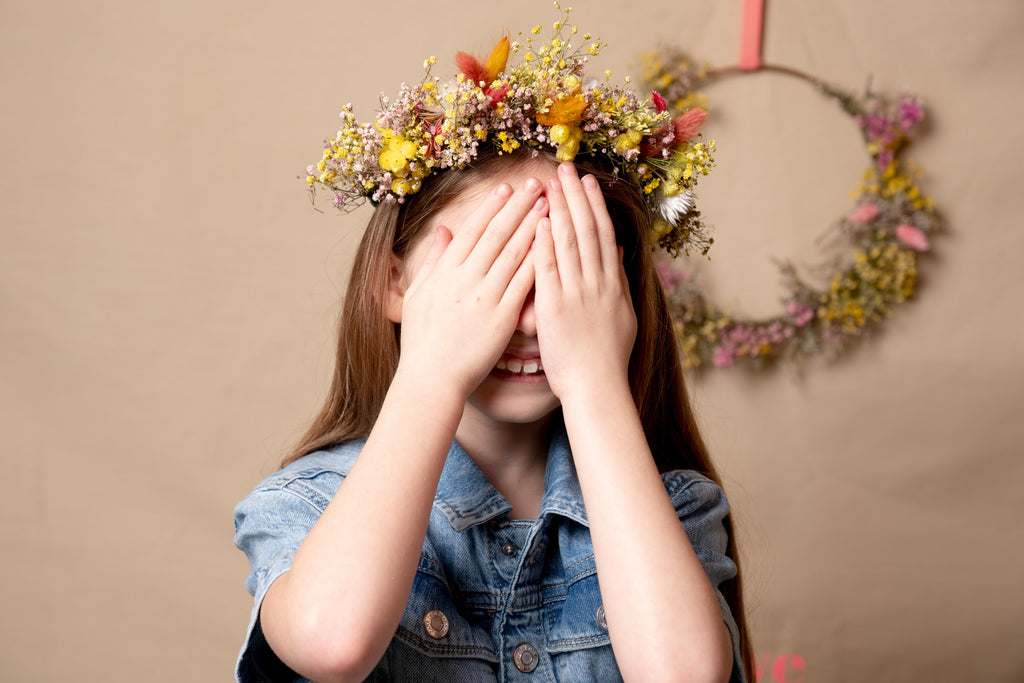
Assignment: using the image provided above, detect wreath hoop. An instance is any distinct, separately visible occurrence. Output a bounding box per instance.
[642,50,941,370]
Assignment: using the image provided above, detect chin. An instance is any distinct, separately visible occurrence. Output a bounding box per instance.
[465,373,562,426]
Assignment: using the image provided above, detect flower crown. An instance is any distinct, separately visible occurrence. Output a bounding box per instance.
[306,5,716,256]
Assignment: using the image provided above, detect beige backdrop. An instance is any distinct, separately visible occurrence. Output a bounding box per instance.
[3,0,1022,681]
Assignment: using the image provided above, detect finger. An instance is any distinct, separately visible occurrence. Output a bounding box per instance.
[483,194,546,290]
[464,176,544,272]
[557,163,602,273]
[423,225,452,269]
[500,242,537,313]
[545,175,581,283]
[533,217,560,294]
[441,182,514,264]
[581,173,620,277]
[617,245,630,291]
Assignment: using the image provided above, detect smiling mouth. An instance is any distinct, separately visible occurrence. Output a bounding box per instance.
[494,357,544,376]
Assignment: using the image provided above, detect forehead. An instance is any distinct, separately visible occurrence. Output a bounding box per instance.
[428,157,559,231]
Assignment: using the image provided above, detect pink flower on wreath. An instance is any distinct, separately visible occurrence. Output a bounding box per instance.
[849,203,880,223]
[655,262,679,290]
[713,346,735,368]
[786,301,815,327]
[655,261,688,291]
[895,223,930,251]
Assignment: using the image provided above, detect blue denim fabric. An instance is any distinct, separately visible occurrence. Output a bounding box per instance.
[234,428,746,682]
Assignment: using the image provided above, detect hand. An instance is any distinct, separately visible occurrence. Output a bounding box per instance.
[534,163,637,402]
[394,178,548,400]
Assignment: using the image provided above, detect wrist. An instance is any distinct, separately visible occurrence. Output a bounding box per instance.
[388,365,468,426]
[557,370,634,419]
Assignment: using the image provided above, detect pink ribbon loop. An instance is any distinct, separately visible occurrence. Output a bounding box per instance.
[739,0,765,71]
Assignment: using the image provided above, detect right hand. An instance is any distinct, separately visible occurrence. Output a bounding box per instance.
[393,177,547,400]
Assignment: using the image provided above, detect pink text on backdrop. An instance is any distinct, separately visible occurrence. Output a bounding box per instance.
[754,653,806,683]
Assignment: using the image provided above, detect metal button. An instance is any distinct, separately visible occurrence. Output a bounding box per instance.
[596,604,608,631]
[513,642,539,672]
[501,541,518,556]
[423,609,449,639]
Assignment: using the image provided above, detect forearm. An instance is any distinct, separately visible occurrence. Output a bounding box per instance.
[561,379,733,683]
[261,368,466,682]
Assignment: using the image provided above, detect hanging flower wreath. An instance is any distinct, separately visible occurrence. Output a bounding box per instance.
[641,48,941,370]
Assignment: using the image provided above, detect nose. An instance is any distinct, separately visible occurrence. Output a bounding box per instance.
[516,288,537,337]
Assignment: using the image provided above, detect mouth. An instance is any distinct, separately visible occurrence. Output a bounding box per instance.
[493,355,544,377]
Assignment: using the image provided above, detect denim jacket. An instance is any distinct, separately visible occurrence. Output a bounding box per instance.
[234,428,746,682]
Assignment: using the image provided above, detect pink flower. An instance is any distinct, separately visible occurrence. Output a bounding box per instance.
[655,261,681,290]
[895,223,930,251]
[786,302,815,327]
[849,203,880,223]
[713,346,735,368]
[651,91,667,113]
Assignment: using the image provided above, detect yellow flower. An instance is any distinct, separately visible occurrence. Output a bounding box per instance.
[496,131,520,153]
[555,138,580,161]
[379,148,409,176]
[535,93,588,126]
[391,178,421,195]
[651,217,673,238]
[399,140,418,158]
[613,129,643,154]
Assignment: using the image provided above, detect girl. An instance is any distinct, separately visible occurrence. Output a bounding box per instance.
[235,24,751,683]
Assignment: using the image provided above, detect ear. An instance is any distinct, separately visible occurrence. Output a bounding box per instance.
[384,252,406,324]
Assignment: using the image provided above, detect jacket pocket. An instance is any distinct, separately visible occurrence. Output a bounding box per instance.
[545,565,612,652]
[393,561,498,662]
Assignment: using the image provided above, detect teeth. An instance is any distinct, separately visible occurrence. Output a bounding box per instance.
[495,358,544,375]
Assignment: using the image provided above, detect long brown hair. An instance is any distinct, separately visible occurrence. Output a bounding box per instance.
[285,146,753,677]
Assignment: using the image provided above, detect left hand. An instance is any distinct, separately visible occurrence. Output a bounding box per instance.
[534,163,637,402]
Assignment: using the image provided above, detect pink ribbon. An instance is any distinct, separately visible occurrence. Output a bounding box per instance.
[739,0,765,71]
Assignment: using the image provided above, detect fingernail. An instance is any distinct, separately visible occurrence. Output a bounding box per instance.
[524,177,541,192]
[494,183,512,197]
[558,162,575,177]
[582,174,599,190]
[532,196,547,211]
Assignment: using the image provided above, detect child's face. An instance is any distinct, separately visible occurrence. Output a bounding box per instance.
[402,160,563,430]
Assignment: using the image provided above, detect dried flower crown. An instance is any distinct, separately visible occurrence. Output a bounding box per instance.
[306,4,716,256]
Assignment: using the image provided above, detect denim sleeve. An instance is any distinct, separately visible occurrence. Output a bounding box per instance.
[232,463,349,682]
[664,472,748,683]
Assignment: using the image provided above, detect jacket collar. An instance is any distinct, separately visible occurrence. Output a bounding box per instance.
[434,423,590,532]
